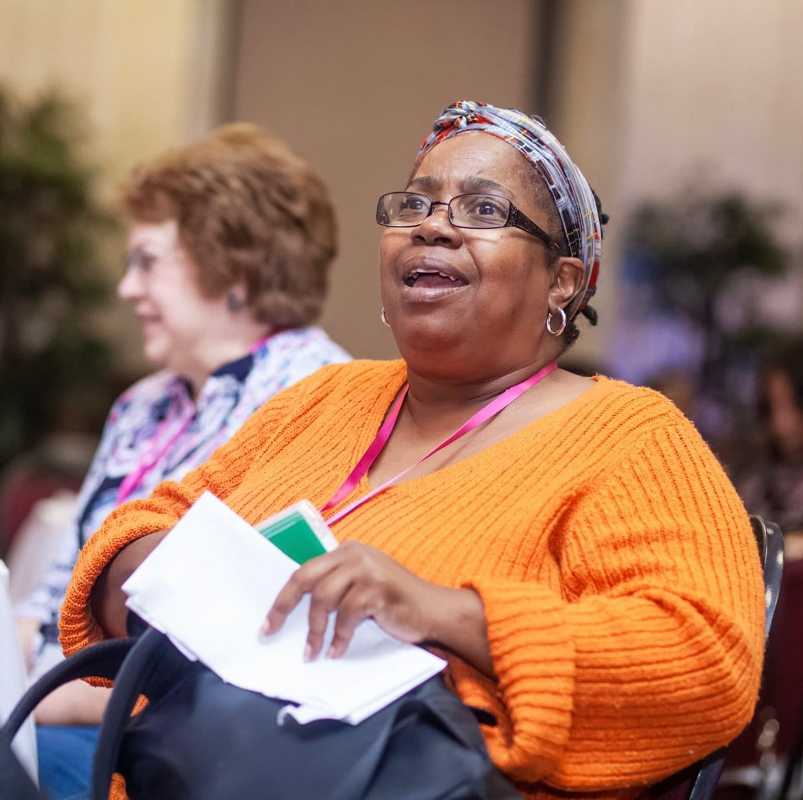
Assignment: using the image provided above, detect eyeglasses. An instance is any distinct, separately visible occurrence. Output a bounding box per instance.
[375,191,560,251]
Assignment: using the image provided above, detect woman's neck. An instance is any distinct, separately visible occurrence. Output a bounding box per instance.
[404,357,557,427]
[175,327,272,399]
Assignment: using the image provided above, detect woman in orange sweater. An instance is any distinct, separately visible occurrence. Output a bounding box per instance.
[61,101,764,799]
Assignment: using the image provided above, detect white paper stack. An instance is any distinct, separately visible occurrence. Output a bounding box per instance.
[122,492,445,724]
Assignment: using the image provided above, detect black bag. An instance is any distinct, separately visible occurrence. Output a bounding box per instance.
[1,623,520,799]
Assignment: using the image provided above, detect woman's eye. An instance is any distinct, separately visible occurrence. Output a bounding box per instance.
[126,251,156,273]
[400,196,426,211]
[468,197,505,218]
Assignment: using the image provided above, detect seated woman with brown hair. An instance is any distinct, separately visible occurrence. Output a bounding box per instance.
[62,101,763,800]
[15,122,349,798]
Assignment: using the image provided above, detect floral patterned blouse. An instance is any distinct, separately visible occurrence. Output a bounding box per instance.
[16,326,350,660]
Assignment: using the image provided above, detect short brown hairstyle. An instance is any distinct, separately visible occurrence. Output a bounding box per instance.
[122,123,337,327]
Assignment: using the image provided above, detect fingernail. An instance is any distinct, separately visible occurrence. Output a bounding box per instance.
[326,644,337,659]
[304,643,313,662]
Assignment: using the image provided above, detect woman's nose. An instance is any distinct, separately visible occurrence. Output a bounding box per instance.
[117,266,142,300]
[412,205,462,248]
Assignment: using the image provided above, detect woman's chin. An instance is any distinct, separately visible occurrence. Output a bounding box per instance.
[141,339,170,368]
[392,316,467,358]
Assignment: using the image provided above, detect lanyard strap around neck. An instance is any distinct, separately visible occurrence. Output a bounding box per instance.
[116,412,194,503]
[322,360,557,526]
[117,332,275,504]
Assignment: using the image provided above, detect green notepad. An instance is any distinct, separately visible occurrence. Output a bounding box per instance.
[255,501,337,565]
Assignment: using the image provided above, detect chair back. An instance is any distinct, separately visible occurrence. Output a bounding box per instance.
[751,517,784,641]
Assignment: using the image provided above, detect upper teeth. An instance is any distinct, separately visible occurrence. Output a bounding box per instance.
[406,270,458,284]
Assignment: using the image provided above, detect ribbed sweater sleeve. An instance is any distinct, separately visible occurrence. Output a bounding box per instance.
[461,419,764,789]
[60,363,347,656]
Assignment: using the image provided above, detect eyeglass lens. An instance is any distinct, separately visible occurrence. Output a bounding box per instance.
[378,192,510,229]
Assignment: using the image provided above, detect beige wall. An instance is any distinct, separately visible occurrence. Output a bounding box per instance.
[548,0,803,363]
[546,0,632,365]
[0,0,231,195]
[233,0,540,360]
[618,0,803,231]
[0,0,235,369]
[5,1,798,368]
[617,0,803,331]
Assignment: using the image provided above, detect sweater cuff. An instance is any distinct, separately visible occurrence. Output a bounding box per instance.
[457,576,575,783]
[59,505,178,660]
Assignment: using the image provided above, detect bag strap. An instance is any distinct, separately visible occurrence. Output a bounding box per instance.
[0,621,164,800]
[92,627,166,800]
[0,637,136,746]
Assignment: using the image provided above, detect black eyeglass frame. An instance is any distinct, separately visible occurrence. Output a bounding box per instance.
[376,191,562,252]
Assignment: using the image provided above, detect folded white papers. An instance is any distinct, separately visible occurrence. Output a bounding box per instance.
[122,492,445,724]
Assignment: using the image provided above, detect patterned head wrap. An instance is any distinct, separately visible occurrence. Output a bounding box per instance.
[415,100,602,322]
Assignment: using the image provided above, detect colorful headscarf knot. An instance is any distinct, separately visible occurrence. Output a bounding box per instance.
[415,100,602,322]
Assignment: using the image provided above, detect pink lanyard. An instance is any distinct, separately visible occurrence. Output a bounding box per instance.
[116,413,194,503]
[117,332,274,504]
[322,360,557,526]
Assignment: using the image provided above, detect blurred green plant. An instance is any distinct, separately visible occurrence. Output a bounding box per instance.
[624,188,789,400]
[0,87,116,467]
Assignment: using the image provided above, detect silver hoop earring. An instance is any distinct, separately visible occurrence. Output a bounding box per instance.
[546,307,567,337]
[380,306,390,328]
[227,290,246,313]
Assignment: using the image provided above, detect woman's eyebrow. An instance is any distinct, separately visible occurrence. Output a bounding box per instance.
[460,176,512,197]
[406,175,440,192]
[405,175,513,198]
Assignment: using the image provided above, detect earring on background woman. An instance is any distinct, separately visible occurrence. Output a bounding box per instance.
[227,290,247,313]
[380,307,391,328]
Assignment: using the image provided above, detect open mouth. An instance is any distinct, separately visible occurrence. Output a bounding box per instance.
[402,269,469,289]
[137,314,163,330]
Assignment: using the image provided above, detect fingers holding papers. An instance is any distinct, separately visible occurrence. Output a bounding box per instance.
[262,541,439,661]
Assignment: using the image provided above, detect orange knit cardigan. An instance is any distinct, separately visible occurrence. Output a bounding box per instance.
[61,361,764,800]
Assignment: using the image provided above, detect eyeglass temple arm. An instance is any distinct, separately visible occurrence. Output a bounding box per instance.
[508,206,560,251]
